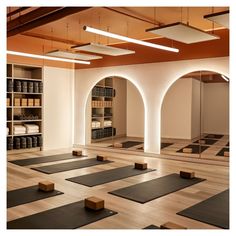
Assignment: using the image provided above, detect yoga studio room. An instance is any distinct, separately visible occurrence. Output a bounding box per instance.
[5,5,230,231]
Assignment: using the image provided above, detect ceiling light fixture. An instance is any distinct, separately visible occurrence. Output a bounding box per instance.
[83,26,179,53]
[221,74,229,82]
[7,50,90,65]
[46,50,102,60]
[204,10,229,28]
[146,22,220,44]
[72,42,135,56]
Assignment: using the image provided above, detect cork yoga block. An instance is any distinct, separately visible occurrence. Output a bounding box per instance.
[198,139,206,144]
[38,181,54,192]
[114,143,122,148]
[180,170,195,179]
[96,155,108,161]
[183,148,192,153]
[72,150,82,156]
[84,197,104,211]
[160,222,187,229]
[224,151,229,157]
[135,162,147,170]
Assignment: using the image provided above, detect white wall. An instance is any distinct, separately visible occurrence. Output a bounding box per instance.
[43,66,74,150]
[161,79,192,139]
[203,83,229,134]
[74,57,228,153]
[127,80,144,138]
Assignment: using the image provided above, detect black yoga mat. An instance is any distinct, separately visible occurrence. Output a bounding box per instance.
[177,189,229,229]
[110,141,143,148]
[137,143,174,151]
[143,225,160,229]
[176,144,209,154]
[7,185,63,208]
[193,139,217,145]
[32,158,113,174]
[66,165,156,187]
[216,147,230,157]
[7,200,117,229]
[226,142,229,147]
[9,153,87,166]
[109,173,205,203]
[204,134,223,139]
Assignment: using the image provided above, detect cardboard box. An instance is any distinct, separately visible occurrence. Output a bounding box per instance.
[97,155,108,161]
[84,197,104,211]
[160,222,187,229]
[183,148,192,153]
[38,181,54,192]
[135,162,147,170]
[27,98,34,106]
[21,98,28,106]
[72,150,82,156]
[180,170,195,179]
[14,98,21,106]
[34,98,40,106]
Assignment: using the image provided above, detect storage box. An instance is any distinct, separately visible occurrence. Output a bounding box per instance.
[84,197,104,211]
[180,170,195,179]
[7,98,10,106]
[97,155,108,161]
[183,148,192,153]
[135,162,147,170]
[38,181,54,192]
[34,98,40,106]
[14,98,21,106]
[224,151,229,157]
[21,98,28,106]
[72,150,82,156]
[27,98,34,106]
[160,222,187,229]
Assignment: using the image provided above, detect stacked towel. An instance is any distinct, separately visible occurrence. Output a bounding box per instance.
[24,124,39,134]
[13,125,26,135]
[104,120,112,127]
[92,121,101,128]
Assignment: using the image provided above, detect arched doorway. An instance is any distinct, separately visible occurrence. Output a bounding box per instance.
[160,70,229,161]
[85,76,145,151]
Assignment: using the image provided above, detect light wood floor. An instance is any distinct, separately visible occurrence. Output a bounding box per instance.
[7,147,229,229]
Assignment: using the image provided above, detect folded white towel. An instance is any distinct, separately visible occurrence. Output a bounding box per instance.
[24,124,39,128]
[14,131,26,135]
[27,130,39,134]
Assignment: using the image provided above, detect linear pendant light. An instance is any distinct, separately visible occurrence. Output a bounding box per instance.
[221,74,229,82]
[7,50,90,64]
[146,22,220,44]
[46,50,102,60]
[83,26,179,53]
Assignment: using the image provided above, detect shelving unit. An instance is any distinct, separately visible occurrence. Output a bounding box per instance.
[6,63,43,153]
[91,77,116,142]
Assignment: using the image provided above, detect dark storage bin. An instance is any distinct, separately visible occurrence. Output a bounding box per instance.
[14,80,22,92]
[32,136,37,147]
[21,81,28,93]
[20,137,27,149]
[7,138,13,150]
[14,137,21,149]
[37,136,43,147]
[33,82,39,93]
[26,137,32,148]
[28,82,33,93]
[7,80,13,92]
[39,82,43,93]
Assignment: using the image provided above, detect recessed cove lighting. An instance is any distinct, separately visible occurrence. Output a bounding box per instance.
[146,22,220,44]
[7,50,90,65]
[72,42,135,56]
[46,50,102,60]
[83,26,179,53]
[221,74,229,82]
[204,10,229,28]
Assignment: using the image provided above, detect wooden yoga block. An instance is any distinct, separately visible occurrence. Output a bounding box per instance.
[114,143,122,148]
[198,139,206,144]
[38,180,54,192]
[224,151,229,157]
[84,197,104,211]
[34,98,40,106]
[135,162,147,170]
[97,155,108,161]
[27,98,34,106]
[183,148,192,153]
[21,98,27,106]
[180,170,195,179]
[160,222,187,229]
[72,150,82,156]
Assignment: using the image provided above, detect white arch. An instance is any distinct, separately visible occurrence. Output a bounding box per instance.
[83,74,147,146]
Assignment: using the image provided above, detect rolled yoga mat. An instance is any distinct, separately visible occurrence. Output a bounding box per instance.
[177,189,229,229]
[7,200,117,229]
[32,158,113,174]
[9,153,87,166]
[7,185,63,208]
[66,165,156,187]
[109,173,205,203]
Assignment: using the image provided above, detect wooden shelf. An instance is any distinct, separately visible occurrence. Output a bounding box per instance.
[13,119,42,122]
[12,77,42,82]
[13,133,42,137]
[14,106,42,108]
[13,92,42,95]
